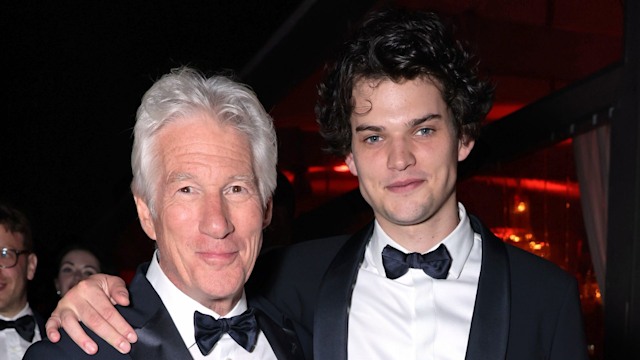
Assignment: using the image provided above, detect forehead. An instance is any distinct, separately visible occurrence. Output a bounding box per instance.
[154,114,254,173]
[351,77,448,120]
[62,249,98,263]
[0,225,24,248]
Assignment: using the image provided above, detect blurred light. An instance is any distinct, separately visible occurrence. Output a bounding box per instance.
[471,176,580,198]
[516,201,527,213]
[307,166,326,173]
[333,164,350,173]
[486,103,526,121]
[282,169,295,184]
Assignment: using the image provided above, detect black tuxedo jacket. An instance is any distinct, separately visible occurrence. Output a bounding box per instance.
[33,309,46,341]
[25,262,305,360]
[249,214,589,360]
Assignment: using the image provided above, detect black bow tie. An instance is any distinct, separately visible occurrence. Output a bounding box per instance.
[0,315,36,342]
[194,308,258,355]
[382,244,452,280]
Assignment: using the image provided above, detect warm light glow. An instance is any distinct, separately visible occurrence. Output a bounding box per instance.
[491,227,550,259]
[305,164,352,173]
[486,103,526,121]
[333,164,350,173]
[307,166,327,173]
[471,176,580,198]
[530,241,544,250]
[516,201,527,213]
[282,169,295,184]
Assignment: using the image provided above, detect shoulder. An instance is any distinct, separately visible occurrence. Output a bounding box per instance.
[24,325,127,359]
[469,212,579,309]
[253,235,351,285]
[470,213,576,284]
[503,242,578,297]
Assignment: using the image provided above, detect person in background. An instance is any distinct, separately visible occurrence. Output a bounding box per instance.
[0,202,44,360]
[54,244,102,297]
[24,67,304,360]
[42,7,589,360]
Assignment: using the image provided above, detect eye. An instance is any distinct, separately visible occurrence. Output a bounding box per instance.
[224,183,255,201]
[178,186,192,194]
[416,128,434,136]
[230,185,245,194]
[364,135,381,143]
[82,269,97,277]
[60,266,73,274]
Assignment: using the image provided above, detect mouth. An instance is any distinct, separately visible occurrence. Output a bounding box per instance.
[196,250,238,263]
[386,178,424,193]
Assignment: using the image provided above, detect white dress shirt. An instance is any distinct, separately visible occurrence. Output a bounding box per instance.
[0,303,42,360]
[348,203,482,360]
[146,251,277,360]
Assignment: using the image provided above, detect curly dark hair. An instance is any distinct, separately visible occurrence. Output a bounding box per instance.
[315,7,495,156]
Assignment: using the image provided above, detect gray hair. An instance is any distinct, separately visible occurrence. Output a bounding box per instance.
[130,67,277,214]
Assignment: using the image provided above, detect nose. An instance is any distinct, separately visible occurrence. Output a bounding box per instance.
[200,193,234,239]
[387,139,416,171]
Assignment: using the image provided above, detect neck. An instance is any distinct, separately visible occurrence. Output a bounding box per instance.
[0,301,27,318]
[379,202,461,253]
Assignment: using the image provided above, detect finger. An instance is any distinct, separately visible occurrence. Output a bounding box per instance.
[105,277,131,307]
[58,309,99,355]
[74,305,134,354]
[44,314,62,343]
[52,274,137,354]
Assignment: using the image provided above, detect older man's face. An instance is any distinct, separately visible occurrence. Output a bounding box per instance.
[134,113,271,315]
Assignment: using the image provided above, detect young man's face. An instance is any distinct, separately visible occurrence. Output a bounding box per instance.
[346,78,474,243]
[134,114,271,316]
[0,225,37,317]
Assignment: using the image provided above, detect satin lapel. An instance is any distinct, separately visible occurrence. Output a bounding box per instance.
[32,310,46,339]
[465,215,510,360]
[130,305,192,359]
[313,223,373,360]
[255,308,305,360]
[123,263,193,360]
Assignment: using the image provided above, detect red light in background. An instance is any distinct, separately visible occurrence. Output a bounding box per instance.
[486,103,526,121]
[333,164,350,173]
[471,176,580,198]
[282,169,295,184]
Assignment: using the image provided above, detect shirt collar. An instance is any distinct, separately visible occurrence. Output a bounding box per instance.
[369,202,474,279]
[0,303,33,321]
[146,250,248,348]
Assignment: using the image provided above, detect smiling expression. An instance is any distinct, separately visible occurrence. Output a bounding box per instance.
[0,225,37,316]
[346,77,474,252]
[135,113,271,315]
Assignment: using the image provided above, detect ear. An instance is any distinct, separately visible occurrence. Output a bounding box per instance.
[345,152,358,176]
[26,253,37,281]
[458,136,475,162]
[262,197,273,229]
[134,195,158,240]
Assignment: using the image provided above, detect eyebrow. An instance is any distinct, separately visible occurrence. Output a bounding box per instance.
[408,114,442,127]
[354,113,442,133]
[61,261,99,271]
[167,172,194,183]
[168,171,256,185]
